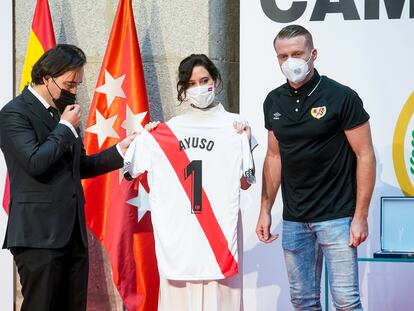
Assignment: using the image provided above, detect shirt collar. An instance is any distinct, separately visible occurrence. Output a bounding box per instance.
[28,84,51,110]
[286,69,321,97]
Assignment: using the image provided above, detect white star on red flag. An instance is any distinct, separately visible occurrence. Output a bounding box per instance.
[121,105,147,135]
[85,109,119,148]
[126,182,151,222]
[95,69,126,109]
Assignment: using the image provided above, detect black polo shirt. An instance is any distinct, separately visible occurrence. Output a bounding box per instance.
[263,69,370,222]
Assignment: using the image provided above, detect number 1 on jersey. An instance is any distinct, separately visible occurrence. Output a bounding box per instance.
[184,160,202,213]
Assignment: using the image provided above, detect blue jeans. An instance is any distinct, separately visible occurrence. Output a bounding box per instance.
[282,217,363,311]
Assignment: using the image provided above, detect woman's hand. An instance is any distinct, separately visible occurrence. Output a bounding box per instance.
[233,121,251,140]
[144,121,160,131]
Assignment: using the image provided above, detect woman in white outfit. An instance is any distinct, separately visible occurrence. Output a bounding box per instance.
[139,54,255,311]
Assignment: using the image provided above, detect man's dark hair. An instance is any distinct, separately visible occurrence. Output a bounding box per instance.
[31,44,87,85]
[176,54,222,102]
[273,25,314,50]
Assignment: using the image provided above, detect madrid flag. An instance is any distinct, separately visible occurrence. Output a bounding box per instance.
[2,0,55,212]
[83,0,159,310]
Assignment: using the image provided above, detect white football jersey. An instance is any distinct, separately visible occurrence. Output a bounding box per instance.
[124,104,254,280]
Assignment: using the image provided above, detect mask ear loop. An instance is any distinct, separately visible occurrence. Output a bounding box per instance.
[46,78,64,103]
[43,76,58,102]
[302,49,315,79]
[214,77,223,96]
[306,49,314,63]
[45,83,57,102]
[51,78,63,91]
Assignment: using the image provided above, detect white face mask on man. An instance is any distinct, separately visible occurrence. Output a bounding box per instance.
[281,53,313,84]
[186,85,215,109]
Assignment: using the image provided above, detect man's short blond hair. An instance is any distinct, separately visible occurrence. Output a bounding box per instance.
[273,24,314,50]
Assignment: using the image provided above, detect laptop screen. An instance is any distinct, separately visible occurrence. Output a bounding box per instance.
[381,196,414,252]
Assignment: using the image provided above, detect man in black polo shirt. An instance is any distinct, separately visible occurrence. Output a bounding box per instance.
[256,25,376,310]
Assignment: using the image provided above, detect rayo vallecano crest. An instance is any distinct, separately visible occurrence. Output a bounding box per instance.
[310,106,327,119]
[393,92,414,195]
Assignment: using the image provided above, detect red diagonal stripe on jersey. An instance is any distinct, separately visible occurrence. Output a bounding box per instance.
[150,123,238,278]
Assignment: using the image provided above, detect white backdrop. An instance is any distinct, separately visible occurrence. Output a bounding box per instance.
[240,1,414,310]
[0,0,14,310]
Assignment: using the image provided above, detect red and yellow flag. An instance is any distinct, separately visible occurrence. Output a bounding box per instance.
[2,0,55,212]
[20,0,56,91]
[83,0,159,310]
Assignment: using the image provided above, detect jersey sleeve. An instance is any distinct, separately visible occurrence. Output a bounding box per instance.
[241,132,255,184]
[123,132,151,180]
[339,88,370,130]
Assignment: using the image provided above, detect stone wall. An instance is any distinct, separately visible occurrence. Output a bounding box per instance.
[14,0,239,309]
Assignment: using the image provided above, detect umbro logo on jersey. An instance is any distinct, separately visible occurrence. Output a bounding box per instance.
[273,112,282,120]
[311,106,327,119]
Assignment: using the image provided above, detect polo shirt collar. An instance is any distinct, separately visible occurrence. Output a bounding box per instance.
[286,69,321,97]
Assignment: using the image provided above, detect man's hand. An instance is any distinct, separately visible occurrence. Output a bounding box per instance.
[349,217,368,247]
[61,104,81,128]
[118,133,139,155]
[256,211,279,243]
[344,122,374,248]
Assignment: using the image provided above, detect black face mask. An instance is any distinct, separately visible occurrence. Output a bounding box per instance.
[53,88,77,113]
[47,78,77,113]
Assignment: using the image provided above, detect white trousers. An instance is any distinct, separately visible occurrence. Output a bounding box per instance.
[158,273,243,311]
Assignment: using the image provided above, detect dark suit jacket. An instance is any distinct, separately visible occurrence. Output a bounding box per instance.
[0,87,123,249]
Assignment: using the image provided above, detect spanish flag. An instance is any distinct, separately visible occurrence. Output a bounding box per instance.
[19,0,56,91]
[2,0,55,212]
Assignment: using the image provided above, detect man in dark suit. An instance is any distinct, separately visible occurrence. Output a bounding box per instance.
[0,44,136,311]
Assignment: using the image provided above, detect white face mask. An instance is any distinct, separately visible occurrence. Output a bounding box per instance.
[186,85,215,109]
[281,53,312,84]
